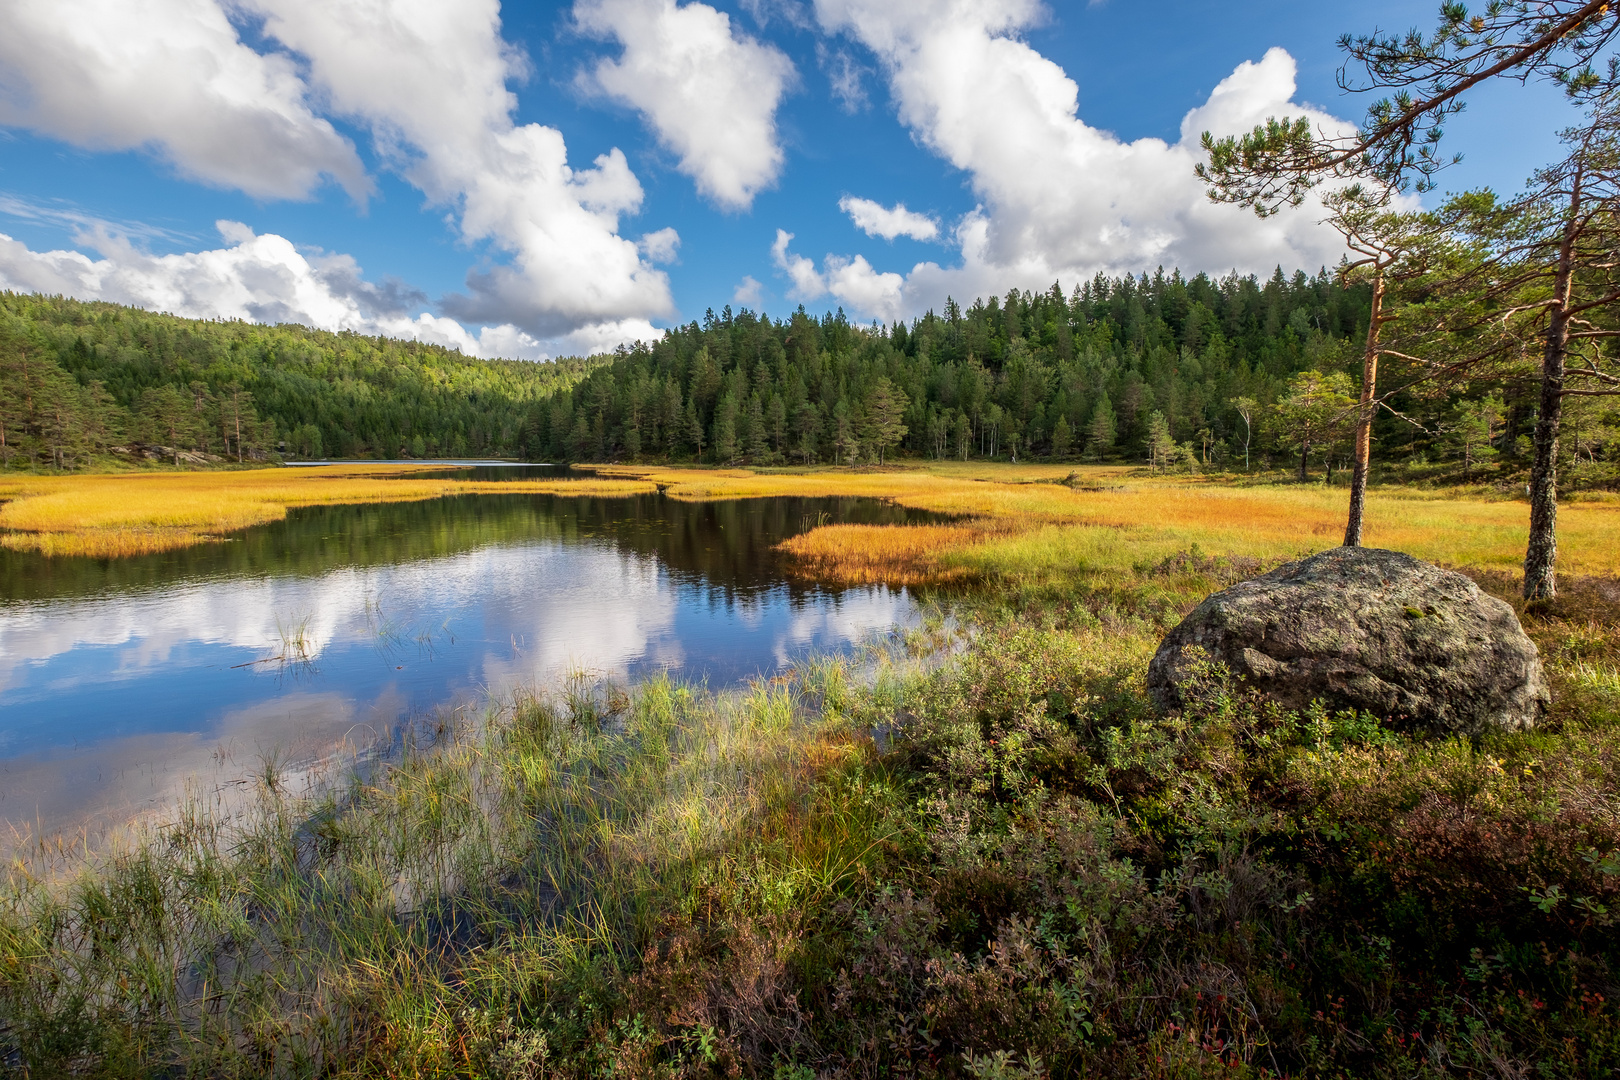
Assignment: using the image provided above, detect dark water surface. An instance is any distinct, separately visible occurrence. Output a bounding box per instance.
[0,490,927,840]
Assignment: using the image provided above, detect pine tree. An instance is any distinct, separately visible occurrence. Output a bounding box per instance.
[1051,414,1073,458]
[862,377,910,465]
[745,393,770,461]
[1442,396,1504,479]
[795,402,823,464]
[767,393,787,457]
[1269,371,1356,481]
[832,398,859,465]
[1145,411,1177,474]
[712,393,738,462]
[0,364,18,467]
[1083,396,1117,461]
[139,384,198,465]
[685,399,704,460]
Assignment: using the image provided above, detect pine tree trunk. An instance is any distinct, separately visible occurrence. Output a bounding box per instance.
[1525,356,1565,601]
[1524,196,1580,601]
[1344,272,1384,547]
[1298,438,1310,482]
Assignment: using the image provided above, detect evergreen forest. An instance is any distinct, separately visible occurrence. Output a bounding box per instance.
[0,292,598,466]
[3,270,1617,490]
[528,272,1379,472]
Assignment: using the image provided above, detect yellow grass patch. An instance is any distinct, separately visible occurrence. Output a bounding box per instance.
[777,523,994,585]
[591,463,1620,585]
[0,528,220,558]
[4,461,1614,583]
[0,465,656,557]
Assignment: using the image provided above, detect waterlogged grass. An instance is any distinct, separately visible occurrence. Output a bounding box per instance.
[596,463,1620,583]
[776,522,1004,585]
[5,460,1616,576]
[0,466,656,557]
[0,651,912,1078]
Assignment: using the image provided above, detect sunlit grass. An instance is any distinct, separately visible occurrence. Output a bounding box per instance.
[589,463,1620,585]
[0,647,908,1077]
[0,527,219,557]
[778,522,999,585]
[5,460,1614,575]
[0,465,656,557]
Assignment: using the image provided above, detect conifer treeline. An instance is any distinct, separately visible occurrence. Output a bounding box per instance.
[527,269,1380,468]
[4,273,1612,481]
[531,270,1617,484]
[0,292,596,466]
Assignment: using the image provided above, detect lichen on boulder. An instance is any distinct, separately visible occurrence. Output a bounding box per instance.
[1147,546,1549,735]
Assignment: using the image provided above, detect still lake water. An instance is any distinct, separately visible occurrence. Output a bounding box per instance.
[0,480,929,841]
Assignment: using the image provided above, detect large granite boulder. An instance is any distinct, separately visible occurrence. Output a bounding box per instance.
[1147,547,1549,734]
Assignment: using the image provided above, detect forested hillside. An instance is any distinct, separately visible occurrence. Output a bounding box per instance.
[532,268,1616,487]
[5,272,1615,485]
[528,270,1377,468]
[0,292,597,465]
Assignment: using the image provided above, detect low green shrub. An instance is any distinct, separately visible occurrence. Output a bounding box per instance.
[4,572,1617,1078]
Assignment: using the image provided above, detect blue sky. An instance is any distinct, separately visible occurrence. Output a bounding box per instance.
[0,0,1579,358]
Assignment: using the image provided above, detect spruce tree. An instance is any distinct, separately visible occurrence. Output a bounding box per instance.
[712,393,738,462]
[1051,414,1072,458]
[1083,395,1117,461]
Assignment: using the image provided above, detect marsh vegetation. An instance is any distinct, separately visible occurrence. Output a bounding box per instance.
[2,460,1617,1077]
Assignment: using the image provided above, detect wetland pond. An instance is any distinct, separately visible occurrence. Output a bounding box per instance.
[0,471,930,844]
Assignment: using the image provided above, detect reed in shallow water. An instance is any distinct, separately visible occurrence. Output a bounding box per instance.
[0,643,913,1078]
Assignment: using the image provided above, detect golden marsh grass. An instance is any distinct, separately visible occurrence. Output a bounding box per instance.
[0,465,656,557]
[777,522,994,585]
[3,461,1614,582]
[595,464,1620,584]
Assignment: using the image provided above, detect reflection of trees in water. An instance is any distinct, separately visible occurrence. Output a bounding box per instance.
[566,495,930,600]
[0,493,935,604]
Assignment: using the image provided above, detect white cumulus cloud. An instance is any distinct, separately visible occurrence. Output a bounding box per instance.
[810,0,1356,311]
[243,0,675,342]
[839,196,940,241]
[575,0,795,210]
[772,229,904,321]
[0,0,369,201]
[0,221,652,360]
[638,227,682,263]
[0,0,678,349]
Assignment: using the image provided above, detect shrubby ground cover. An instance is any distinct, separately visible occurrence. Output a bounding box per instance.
[3,523,1616,1078]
